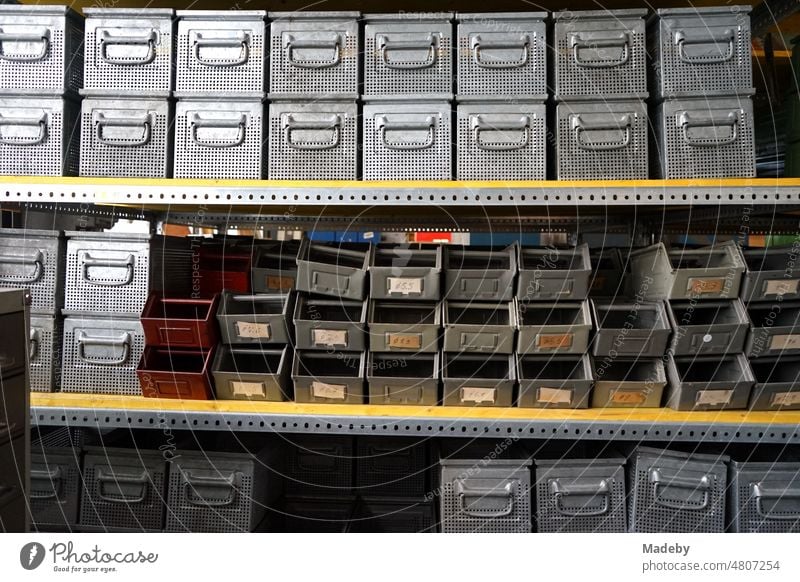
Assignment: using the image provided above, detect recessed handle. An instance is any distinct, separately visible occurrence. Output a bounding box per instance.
[194,31,249,67]
[570,32,630,68]
[650,468,711,511]
[376,115,436,150]
[0,112,47,146]
[76,331,131,366]
[678,111,739,147]
[675,29,735,64]
[470,34,529,69]
[0,28,50,62]
[81,253,135,286]
[753,483,800,520]
[29,327,39,361]
[284,33,341,68]
[96,468,148,504]
[283,114,342,151]
[572,114,632,151]
[0,250,44,283]
[190,113,246,148]
[456,481,515,518]
[378,34,438,70]
[471,115,530,151]
[550,478,611,517]
[95,112,152,147]
[100,30,156,65]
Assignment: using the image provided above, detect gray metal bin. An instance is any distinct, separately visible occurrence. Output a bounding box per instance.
[212,346,291,402]
[368,300,440,353]
[630,241,745,301]
[367,352,439,406]
[746,301,800,358]
[369,244,442,301]
[29,314,61,393]
[295,238,370,301]
[356,437,429,498]
[30,434,84,529]
[729,461,800,533]
[748,356,800,410]
[284,434,354,497]
[517,300,592,355]
[589,248,625,297]
[251,240,300,293]
[591,300,671,358]
[666,299,749,356]
[591,358,666,408]
[292,351,365,404]
[0,228,64,314]
[517,355,593,409]
[517,244,592,301]
[741,246,800,302]
[444,244,517,301]
[535,458,627,532]
[443,300,516,354]
[293,294,366,352]
[351,499,436,533]
[442,353,515,407]
[665,353,755,411]
[217,291,294,346]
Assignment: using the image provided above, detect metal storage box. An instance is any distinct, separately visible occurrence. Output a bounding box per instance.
[648,7,753,99]
[556,99,648,180]
[0,228,64,314]
[591,300,671,357]
[79,95,172,178]
[212,346,290,402]
[363,98,452,180]
[197,247,251,296]
[456,101,545,180]
[268,99,357,180]
[350,500,435,533]
[0,4,83,96]
[591,358,666,408]
[292,351,365,404]
[653,96,756,179]
[517,244,592,301]
[629,447,728,533]
[280,497,355,532]
[589,248,625,297]
[517,355,593,409]
[456,13,547,99]
[0,95,79,176]
[729,461,800,533]
[442,353,515,407]
[741,246,800,302]
[30,438,82,529]
[443,300,516,354]
[29,314,61,393]
[61,315,144,395]
[176,11,266,96]
[268,11,360,98]
[368,300,440,353]
[517,300,592,355]
[174,97,265,179]
[295,238,370,300]
[553,9,647,100]
[63,232,192,317]
[251,240,300,293]
[356,437,428,498]
[141,294,219,350]
[746,301,800,358]
[666,299,749,356]
[535,458,627,532]
[137,346,215,400]
[293,295,366,352]
[630,241,745,301]
[665,353,754,411]
[369,244,442,300]
[363,13,453,97]
[285,435,354,497]
[444,245,517,301]
[83,8,174,96]
[440,455,532,533]
[217,291,294,346]
[367,351,439,406]
[748,357,800,410]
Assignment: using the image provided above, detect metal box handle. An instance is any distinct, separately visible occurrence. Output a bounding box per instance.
[471,115,530,151]
[96,468,148,503]
[378,34,438,70]
[29,327,39,361]
[29,466,62,500]
[376,115,436,150]
[570,32,630,68]
[100,30,157,65]
[194,31,250,67]
[0,249,44,283]
[284,33,342,69]
[674,29,735,64]
[650,468,711,511]
[81,253,135,286]
[183,470,238,507]
[572,114,632,151]
[0,112,47,146]
[679,111,739,147]
[752,483,800,520]
[550,478,611,517]
[95,112,153,147]
[0,28,51,62]
[456,481,515,518]
[283,114,342,151]
[76,331,132,365]
[470,34,530,69]
[190,113,246,148]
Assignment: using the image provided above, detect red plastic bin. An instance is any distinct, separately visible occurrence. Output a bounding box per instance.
[137,346,216,400]
[141,294,220,349]
[199,249,252,296]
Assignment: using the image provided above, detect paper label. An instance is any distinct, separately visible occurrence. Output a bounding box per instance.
[696,389,733,405]
[537,387,573,404]
[231,381,265,397]
[387,333,422,350]
[770,391,800,406]
[770,334,800,350]
[461,387,496,404]
[311,381,346,400]
[235,321,271,339]
[611,390,647,405]
[536,333,573,349]
[688,277,725,294]
[266,275,294,291]
[312,328,348,347]
[388,277,423,295]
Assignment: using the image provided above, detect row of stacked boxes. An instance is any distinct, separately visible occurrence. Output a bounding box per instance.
[0,6,755,180]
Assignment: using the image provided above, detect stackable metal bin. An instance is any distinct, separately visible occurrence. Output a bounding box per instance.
[665,353,754,411]
[217,291,294,346]
[591,300,671,357]
[748,357,800,410]
[292,351,365,404]
[0,228,64,314]
[746,301,800,358]
[251,240,301,293]
[351,499,436,533]
[442,353,515,407]
[29,314,61,393]
[443,300,516,354]
[517,300,592,355]
[535,458,627,532]
[356,437,429,498]
[591,358,666,408]
[517,355,593,409]
[367,351,439,406]
[444,244,517,301]
[629,447,729,533]
[369,244,442,300]
[293,295,366,352]
[284,434,354,497]
[589,248,625,297]
[212,346,290,402]
[517,244,592,301]
[741,246,800,302]
[30,429,85,529]
[295,238,370,300]
[137,346,216,400]
[368,300,440,353]
[666,299,749,356]
[141,294,219,350]
[729,461,800,532]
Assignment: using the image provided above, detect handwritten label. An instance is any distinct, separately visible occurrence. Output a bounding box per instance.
[770,334,800,351]
[771,391,800,407]
[537,387,572,405]
[231,381,266,398]
[387,333,422,350]
[313,328,348,347]
[536,333,573,349]
[688,277,724,295]
[696,389,733,406]
[311,381,346,400]
[611,390,647,405]
[461,386,496,404]
[765,279,799,296]
[388,277,423,295]
[235,321,271,339]
[266,275,294,291]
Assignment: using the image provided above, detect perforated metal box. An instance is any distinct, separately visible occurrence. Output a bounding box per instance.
[535,458,627,532]
[729,461,800,532]
[442,353,515,407]
[0,228,64,314]
[83,8,174,97]
[741,246,800,302]
[591,300,671,358]
[518,355,593,409]
[367,351,439,406]
[653,96,756,178]
[553,9,647,101]
[630,241,745,301]
[517,244,592,301]
[363,98,452,180]
[364,13,453,97]
[60,315,144,396]
[0,4,84,96]
[589,248,625,297]
[212,345,290,402]
[456,13,547,99]
[443,300,516,354]
[79,95,172,178]
[648,7,753,99]
[295,238,370,300]
[591,358,666,408]
[268,99,357,180]
[355,436,428,498]
[63,232,192,317]
[444,244,517,301]
[29,314,61,393]
[285,434,353,497]
[251,240,300,293]
[629,447,728,533]
[292,350,365,404]
[370,244,442,300]
[293,294,366,352]
[268,11,360,98]
[456,100,545,180]
[217,291,294,346]
[556,99,648,180]
[174,96,265,179]
[665,353,754,411]
[666,299,749,356]
[368,300,441,353]
[746,301,800,358]
[748,356,800,410]
[176,11,266,97]
[30,445,81,529]
[517,300,592,355]
[0,95,79,176]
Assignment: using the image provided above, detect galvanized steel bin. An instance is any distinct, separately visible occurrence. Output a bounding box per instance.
[0,228,64,314]
[293,295,366,352]
[443,300,516,354]
[444,244,517,301]
[368,300,440,353]
[217,291,294,346]
[729,461,800,532]
[665,353,754,411]
[369,244,442,301]
[517,354,593,409]
[367,352,439,406]
[517,244,592,301]
[295,238,370,300]
[517,300,592,355]
[741,246,800,302]
[591,358,666,408]
[666,299,749,356]
[746,301,800,358]
[442,353,515,407]
[748,356,800,410]
[591,300,671,358]
[292,350,365,404]
[212,345,290,402]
